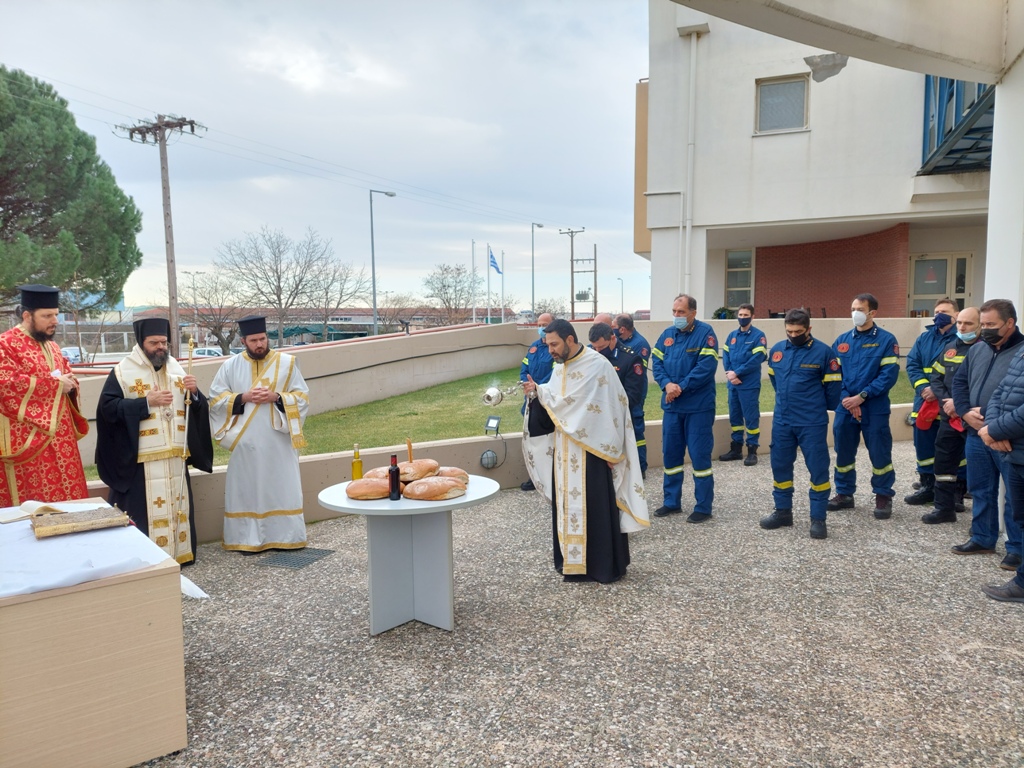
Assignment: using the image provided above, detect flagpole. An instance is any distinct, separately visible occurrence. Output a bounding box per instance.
[471,239,476,323]
[486,244,491,324]
[500,250,505,324]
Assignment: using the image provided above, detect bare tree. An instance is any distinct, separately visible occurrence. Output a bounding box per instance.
[306,260,371,340]
[182,271,251,353]
[377,292,420,334]
[422,263,484,327]
[535,296,569,319]
[484,291,520,323]
[215,226,330,343]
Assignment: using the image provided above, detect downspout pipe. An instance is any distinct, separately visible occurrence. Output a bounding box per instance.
[677,23,709,297]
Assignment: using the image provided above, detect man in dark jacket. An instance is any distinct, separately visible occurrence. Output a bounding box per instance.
[978,342,1024,601]
[950,299,1024,569]
[921,307,979,524]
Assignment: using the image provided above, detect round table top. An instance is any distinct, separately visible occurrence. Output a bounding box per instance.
[317,475,501,517]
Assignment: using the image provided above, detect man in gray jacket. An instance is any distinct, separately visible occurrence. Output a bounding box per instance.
[950,299,1024,570]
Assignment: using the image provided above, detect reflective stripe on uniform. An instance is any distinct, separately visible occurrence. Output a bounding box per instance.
[751,346,767,355]
[935,474,958,483]
[836,463,855,473]
[699,348,719,359]
[810,480,831,492]
[913,378,930,388]
[692,467,713,478]
[773,480,794,490]
[636,439,646,447]
[522,357,529,365]
[652,347,665,360]
[731,425,744,432]
[663,464,685,475]
[823,373,841,382]
[747,428,760,435]
[933,362,946,374]
[872,464,894,475]
[881,356,899,366]
[917,457,935,467]
[959,458,967,467]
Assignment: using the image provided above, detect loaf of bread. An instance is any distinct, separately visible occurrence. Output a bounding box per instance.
[363,466,388,479]
[436,466,469,484]
[402,476,466,501]
[346,478,392,500]
[399,459,440,482]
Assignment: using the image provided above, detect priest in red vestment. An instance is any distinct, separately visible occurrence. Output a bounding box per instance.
[0,284,89,507]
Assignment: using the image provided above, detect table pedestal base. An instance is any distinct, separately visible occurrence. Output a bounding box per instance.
[366,510,454,635]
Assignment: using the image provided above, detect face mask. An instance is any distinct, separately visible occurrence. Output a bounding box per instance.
[538,328,545,338]
[933,312,953,330]
[738,317,752,328]
[956,330,977,343]
[598,347,614,360]
[788,333,809,347]
[852,310,868,327]
[673,316,690,330]
[981,326,1005,346]
[612,328,621,338]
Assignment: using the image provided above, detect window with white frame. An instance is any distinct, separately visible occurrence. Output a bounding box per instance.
[755,75,809,133]
[726,250,754,309]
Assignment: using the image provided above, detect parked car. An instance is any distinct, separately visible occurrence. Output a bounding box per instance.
[193,347,225,358]
[61,346,85,364]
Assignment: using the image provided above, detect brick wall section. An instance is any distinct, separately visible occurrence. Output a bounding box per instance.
[755,223,909,319]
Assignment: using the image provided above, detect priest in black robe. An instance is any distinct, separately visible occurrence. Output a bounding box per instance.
[96,318,213,565]
[522,319,650,584]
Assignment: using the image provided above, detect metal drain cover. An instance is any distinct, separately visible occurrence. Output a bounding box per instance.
[255,548,334,570]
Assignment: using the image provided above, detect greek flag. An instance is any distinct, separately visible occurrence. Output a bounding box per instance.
[488,247,502,275]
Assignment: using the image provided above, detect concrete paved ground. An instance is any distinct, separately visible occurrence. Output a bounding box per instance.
[144,441,1024,767]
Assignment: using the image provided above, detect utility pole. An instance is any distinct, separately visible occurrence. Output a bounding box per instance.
[559,227,585,320]
[122,115,200,353]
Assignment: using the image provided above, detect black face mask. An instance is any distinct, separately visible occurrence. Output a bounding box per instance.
[598,347,614,361]
[981,326,1006,346]
[788,333,809,347]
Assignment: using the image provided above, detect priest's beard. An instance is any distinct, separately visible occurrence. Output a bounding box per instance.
[247,347,269,360]
[29,328,55,343]
[144,348,168,369]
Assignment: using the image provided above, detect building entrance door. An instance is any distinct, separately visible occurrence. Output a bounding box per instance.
[908,252,972,315]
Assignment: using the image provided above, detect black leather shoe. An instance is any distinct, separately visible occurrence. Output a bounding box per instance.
[809,519,827,539]
[981,578,1024,603]
[653,505,682,518]
[874,495,893,520]
[686,511,712,523]
[951,540,996,555]
[826,494,854,511]
[521,479,536,491]
[903,487,934,505]
[921,507,957,524]
[1000,553,1023,571]
[759,509,793,529]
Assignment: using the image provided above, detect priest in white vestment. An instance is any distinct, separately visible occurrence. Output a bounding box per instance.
[209,316,309,553]
[523,318,650,583]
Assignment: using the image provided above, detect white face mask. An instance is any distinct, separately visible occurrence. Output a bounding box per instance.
[852,310,868,327]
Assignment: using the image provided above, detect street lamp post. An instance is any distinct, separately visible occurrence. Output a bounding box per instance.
[369,189,396,335]
[617,277,624,314]
[182,269,205,345]
[531,223,543,317]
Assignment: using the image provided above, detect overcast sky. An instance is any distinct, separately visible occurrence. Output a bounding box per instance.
[1,1,652,316]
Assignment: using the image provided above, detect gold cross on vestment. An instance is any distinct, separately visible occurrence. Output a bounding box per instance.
[174,378,186,393]
[129,379,151,397]
[153,496,165,508]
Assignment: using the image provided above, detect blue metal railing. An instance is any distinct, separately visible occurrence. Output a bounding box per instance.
[921,75,994,173]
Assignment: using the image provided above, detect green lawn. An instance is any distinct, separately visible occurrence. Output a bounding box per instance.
[82,367,918,479]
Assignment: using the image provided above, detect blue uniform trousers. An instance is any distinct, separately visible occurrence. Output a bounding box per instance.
[833,409,895,497]
[661,410,714,513]
[770,422,832,520]
[912,420,939,476]
[965,434,1021,554]
[631,405,647,474]
[727,386,761,447]
[1002,463,1024,589]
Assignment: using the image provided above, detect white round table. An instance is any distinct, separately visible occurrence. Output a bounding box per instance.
[318,475,499,635]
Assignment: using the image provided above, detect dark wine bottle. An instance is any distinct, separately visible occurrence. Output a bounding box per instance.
[388,454,401,500]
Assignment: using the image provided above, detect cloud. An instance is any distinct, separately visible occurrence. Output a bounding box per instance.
[238,38,403,93]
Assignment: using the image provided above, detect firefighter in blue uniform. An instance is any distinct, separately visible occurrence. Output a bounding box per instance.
[828,293,901,518]
[719,303,768,466]
[520,312,555,491]
[614,313,651,476]
[651,294,719,522]
[903,298,958,505]
[759,308,842,539]
[589,323,646,418]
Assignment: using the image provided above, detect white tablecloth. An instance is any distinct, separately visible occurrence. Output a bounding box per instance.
[0,510,172,599]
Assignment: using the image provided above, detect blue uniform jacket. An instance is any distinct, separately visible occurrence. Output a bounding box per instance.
[602,345,646,412]
[906,323,955,416]
[620,329,651,369]
[929,337,974,421]
[832,324,900,414]
[767,337,841,426]
[652,320,719,414]
[985,348,1024,465]
[722,325,767,390]
[520,338,554,385]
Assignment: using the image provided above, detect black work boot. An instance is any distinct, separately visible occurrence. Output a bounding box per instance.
[904,474,935,505]
[719,441,743,461]
[759,509,793,529]
[744,445,758,466]
[874,494,893,520]
[809,519,828,539]
[826,494,854,511]
[921,506,957,524]
[954,479,967,513]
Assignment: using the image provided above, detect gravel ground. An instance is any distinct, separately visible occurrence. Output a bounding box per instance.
[143,441,1024,767]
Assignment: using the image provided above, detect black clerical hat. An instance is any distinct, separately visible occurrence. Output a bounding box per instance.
[237,315,267,337]
[19,284,60,310]
[133,317,171,345]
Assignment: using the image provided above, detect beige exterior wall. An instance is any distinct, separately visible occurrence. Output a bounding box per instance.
[634,79,652,257]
